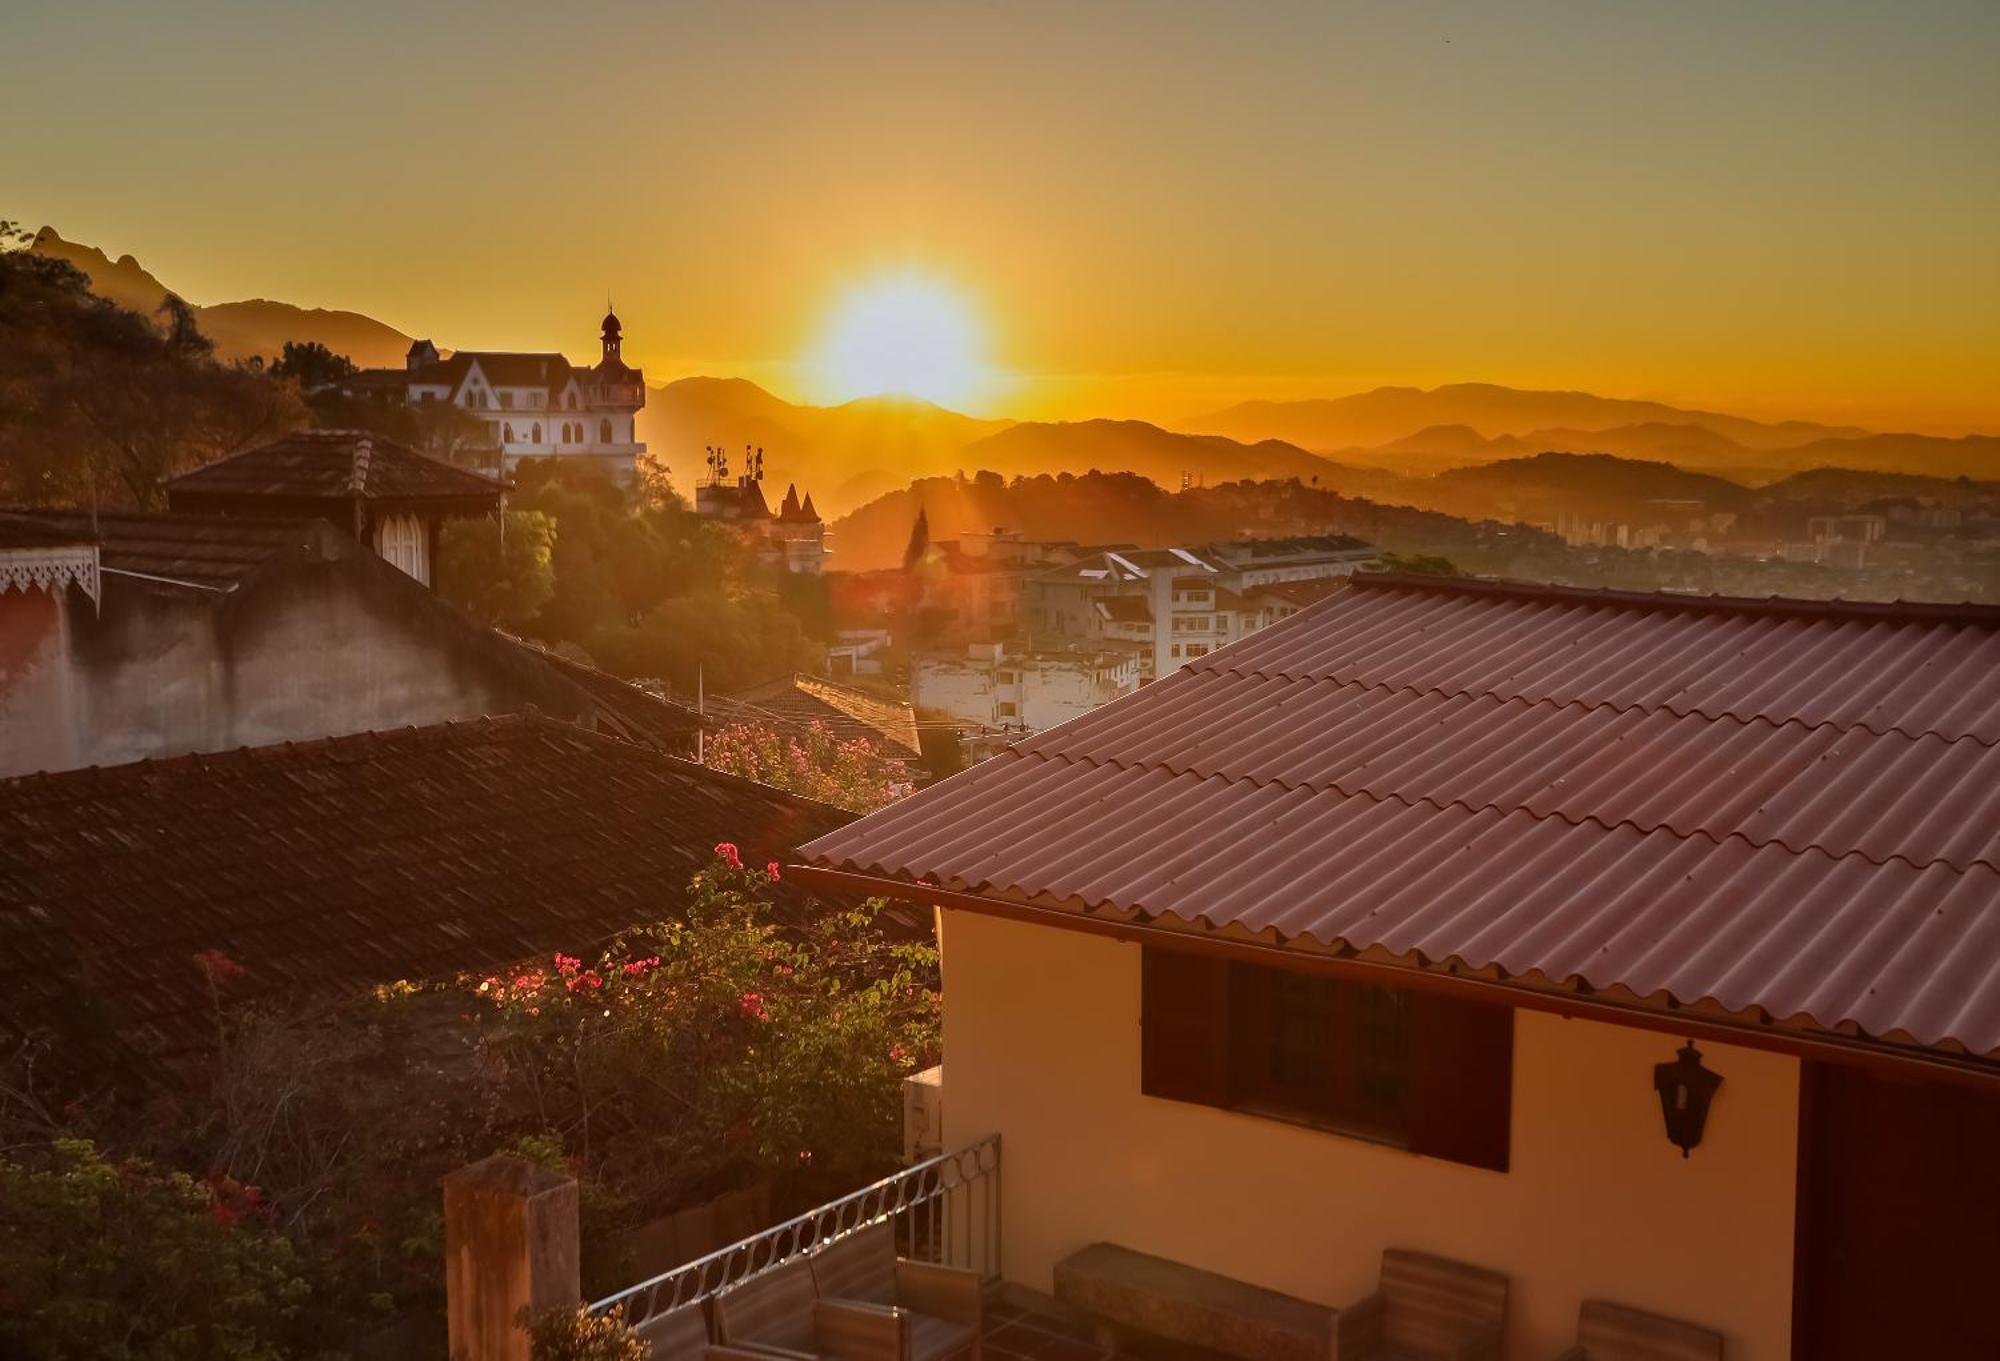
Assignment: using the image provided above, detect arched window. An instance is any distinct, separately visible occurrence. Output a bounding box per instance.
[531,423,541,444]
[503,423,514,443]
[565,391,577,410]
[599,418,613,444]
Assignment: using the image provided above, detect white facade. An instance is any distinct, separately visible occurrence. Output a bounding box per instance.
[398,310,646,487]
[913,640,1141,738]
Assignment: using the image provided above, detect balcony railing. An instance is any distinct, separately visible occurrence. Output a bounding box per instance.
[589,1135,1001,1331]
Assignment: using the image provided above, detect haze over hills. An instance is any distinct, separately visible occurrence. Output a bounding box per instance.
[1187,382,1868,452]
[27,226,1998,504]
[30,227,417,367]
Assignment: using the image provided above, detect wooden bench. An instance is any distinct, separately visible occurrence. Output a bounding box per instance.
[1053,1242,1335,1361]
[1553,1300,1723,1361]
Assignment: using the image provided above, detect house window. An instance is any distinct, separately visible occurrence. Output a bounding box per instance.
[997,701,1018,718]
[531,423,542,443]
[1185,644,1208,658]
[599,418,613,443]
[566,392,577,410]
[500,392,514,409]
[1139,947,1512,1171]
[503,423,514,443]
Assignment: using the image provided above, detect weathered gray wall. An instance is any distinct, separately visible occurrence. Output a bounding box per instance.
[0,551,591,778]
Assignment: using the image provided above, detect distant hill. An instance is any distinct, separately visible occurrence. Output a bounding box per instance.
[1761,466,2000,506]
[30,227,416,367]
[1750,434,2000,482]
[1424,452,1756,525]
[639,377,1011,517]
[953,420,1412,498]
[1187,382,1866,453]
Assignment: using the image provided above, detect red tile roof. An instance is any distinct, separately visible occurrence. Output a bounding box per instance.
[0,716,860,1075]
[801,574,2000,1064]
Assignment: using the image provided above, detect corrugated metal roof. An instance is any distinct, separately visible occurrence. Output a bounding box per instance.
[802,574,2000,1060]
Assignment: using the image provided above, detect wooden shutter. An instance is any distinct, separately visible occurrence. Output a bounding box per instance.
[1406,991,1514,1172]
[1140,946,1232,1107]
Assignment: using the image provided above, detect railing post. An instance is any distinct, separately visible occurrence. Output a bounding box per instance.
[442,1154,581,1361]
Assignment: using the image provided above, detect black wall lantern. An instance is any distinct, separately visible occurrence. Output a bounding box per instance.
[1653,1041,1722,1158]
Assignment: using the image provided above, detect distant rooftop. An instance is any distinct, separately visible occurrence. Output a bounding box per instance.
[165,429,507,511]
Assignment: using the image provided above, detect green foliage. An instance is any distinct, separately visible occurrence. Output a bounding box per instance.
[519,1305,648,1361]
[587,588,821,693]
[1373,552,1463,577]
[268,340,355,389]
[0,220,306,509]
[437,510,558,632]
[0,1139,310,1361]
[703,720,911,813]
[470,853,938,1215]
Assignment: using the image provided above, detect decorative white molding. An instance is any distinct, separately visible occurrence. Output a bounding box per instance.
[0,545,100,605]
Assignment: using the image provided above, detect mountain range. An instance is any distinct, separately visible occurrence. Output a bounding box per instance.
[30,228,417,368]
[30,226,2000,515]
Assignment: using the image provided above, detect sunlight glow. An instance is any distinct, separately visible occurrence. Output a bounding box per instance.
[809,271,995,410]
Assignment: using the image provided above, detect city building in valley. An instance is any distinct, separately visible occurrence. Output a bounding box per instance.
[1029,534,1377,680]
[693,451,828,574]
[912,638,1142,742]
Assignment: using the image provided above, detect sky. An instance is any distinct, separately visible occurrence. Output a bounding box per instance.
[3,0,1997,431]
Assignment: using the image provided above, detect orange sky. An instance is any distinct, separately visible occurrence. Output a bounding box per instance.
[3,1,1996,433]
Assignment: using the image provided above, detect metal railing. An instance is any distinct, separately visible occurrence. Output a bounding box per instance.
[590,1136,1001,1330]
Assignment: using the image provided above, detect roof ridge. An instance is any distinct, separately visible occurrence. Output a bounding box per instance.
[1006,745,1997,875]
[349,434,373,496]
[1349,571,2000,628]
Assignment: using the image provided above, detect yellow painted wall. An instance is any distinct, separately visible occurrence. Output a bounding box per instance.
[940,908,1801,1361]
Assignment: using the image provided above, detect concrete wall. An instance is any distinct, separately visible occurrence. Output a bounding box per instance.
[940,909,1800,1361]
[0,552,591,777]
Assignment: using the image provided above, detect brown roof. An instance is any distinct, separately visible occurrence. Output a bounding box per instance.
[0,715,861,1076]
[165,429,507,507]
[0,508,341,591]
[728,674,923,761]
[801,574,2000,1065]
[0,519,93,550]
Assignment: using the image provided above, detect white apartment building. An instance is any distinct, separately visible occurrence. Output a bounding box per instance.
[1029,534,1377,680]
[913,639,1142,740]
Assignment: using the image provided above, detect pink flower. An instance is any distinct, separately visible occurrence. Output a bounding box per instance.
[766,861,782,882]
[553,953,582,976]
[739,991,769,1021]
[192,948,247,985]
[889,1044,911,1065]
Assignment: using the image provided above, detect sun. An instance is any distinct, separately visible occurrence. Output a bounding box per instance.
[808,271,995,410]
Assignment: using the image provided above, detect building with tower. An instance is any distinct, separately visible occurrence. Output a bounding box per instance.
[692,446,828,574]
[339,309,647,487]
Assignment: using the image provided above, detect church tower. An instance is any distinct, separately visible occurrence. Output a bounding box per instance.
[600,307,624,367]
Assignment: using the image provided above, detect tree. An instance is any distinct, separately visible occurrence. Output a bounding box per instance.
[587,589,821,693]
[269,340,356,390]
[0,221,305,509]
[437,511,558,633]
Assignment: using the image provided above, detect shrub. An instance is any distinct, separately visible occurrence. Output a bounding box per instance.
[519,1304,647,1361]
[0,1139,310,1361]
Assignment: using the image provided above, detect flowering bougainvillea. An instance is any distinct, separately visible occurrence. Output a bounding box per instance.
[702,719,912,813]
[467,846,939,1212]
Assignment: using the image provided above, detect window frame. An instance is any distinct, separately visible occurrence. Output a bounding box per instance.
[1140,945,1513,1171]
